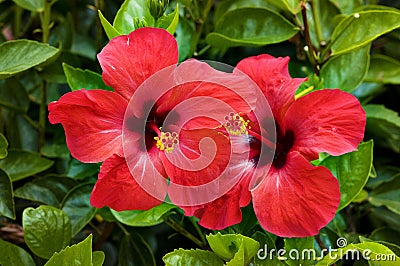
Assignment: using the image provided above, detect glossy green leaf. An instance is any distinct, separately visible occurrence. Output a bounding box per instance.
[14,176,77,207]
[365,54,400,84]
[320,140,373,210]
[352,189,368,203]
[284,237,314,266]
[0,77,30,113]
[0,40,59,79]
[328,0,362,15]
[65,158,99,179]
[316,241,400,265]
[111,203,175,226]
[369,178,400,215]
[63,63,112,91]
[175,16,195,61]
[163,249,224,266]
[13,0,43,12]
[321,44,370,92]
[0,150,54,181]
[263,0,301,14]
[62,183,97,237]
[40,143,70,159]
[251,232,287,265]
[156,4,179,34]
[119,233,156,266]
[367,166,400,189]
[44,234,92,266]
[98,10,121,39]
[369,228,400,247]
[113,0,155,34]
[215,0,279,23]
[0,238,35,266]
[206,7,299,48]
[92,251,105,266]
[364,104,400,153]
[331,10,400,55]
[0,169,14,219]
[0,133,8,159]
[206,233,260,265]
[23,206,71,259]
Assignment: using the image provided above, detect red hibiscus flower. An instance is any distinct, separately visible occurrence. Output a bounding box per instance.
[234,54,366,237]
[48,27,257,229]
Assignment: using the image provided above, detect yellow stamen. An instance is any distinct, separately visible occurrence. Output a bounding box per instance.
[223,112,249,136]
[154,131,179,153]
[295,86,314,100]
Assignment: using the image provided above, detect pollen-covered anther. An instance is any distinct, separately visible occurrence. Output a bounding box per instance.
[223,112,249,136]
[155,131,179,153]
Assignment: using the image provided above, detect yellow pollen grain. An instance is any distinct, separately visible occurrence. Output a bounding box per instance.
[223,113,249,136]
[154,131,179,153]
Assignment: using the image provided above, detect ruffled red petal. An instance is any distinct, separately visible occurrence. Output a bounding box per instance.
[98,27,178,100]
[90,154,162,211]
[284,89,366,160]
[252,151,340,237]
[48,89,126,163]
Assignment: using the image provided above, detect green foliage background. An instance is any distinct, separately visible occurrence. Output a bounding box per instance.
[0,0,399,265]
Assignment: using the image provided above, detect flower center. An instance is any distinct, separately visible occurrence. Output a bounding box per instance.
[154,131,179,153]
[273,128,294,169]
[224,112,249,136]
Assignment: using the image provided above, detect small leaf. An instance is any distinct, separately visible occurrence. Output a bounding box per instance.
[206,7,299,48]
[119,233,156,266]
[163,249,224,266]
[365,54,400,84]
[330,10,400,55]
[364,104,400,153]
[111,203,175,226]
[206,233,260,265]
[0,133,8,159]
[0,150,54,181]
[320,43,370,92]
[62,183,97,237]
[0,40,59,79]
[44,235,92,266]
[63,63,112,91]
[156,4,179,34]
[369,178,400,216]
[92,251,105,266]
[113,0,155,34]
[0,238,35,266]
[98,10,121,40]
[13,0,43,12]
[23,206,72,259]
[0,169,14,219]
[320,140,373,210]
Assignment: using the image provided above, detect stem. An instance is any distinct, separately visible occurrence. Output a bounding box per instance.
[316,235,337,266]
[163,215,208,249]
[94,0,104,52]
[40,0,52,43]
[116,221,131,236]
[309,0,323,45]
[300,1,319,75]
[13,5,22,38]
[190,0,213,56]
[189,217,207,244]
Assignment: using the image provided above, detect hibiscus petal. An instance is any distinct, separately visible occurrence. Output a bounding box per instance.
[90,154,162,211]
[48,89,127,163]
[252,152,340,237]
[285,89,366,160]
[235,54,305,125]
[98,27,178,100]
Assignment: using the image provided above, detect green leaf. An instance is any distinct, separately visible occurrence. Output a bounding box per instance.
[316,241,400,265]
[40,143,70,159]
[0,238,35,266]
[320,140,373,210]
[284,237,314,266]
[206,7,299,48]
[44,235,92,266]
[13,0,43,12]
[111,203,175,226]
[328,0,362,15]
[92,251,105,266]
[0,133,8,159]
[14,176,77,207]
[63,63,112,91]
[62,183,97,237]
[367,166,400,189]
[23,205,72,259]
[0,77,30,113]
[369,178,400,216]
[330,10,400,55]
[98,10,121,39]
[0,40,59,79]
[175,16,195,61]
[365,54,400,84]
[364,104,400,153]
[206,233,260,265]
[163,249,224,266]
[0,150,54,181]
[156,4,179,34]
[251,232,288,265]
[214,0,279,22]
[369,228,400,247]
[352,189,368,203]
[263,0,301,14]
[119,233,156,266]
[65,158,99,180]
[0,169,14,219]
[320,43,370,92]
[113,0,155,34]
